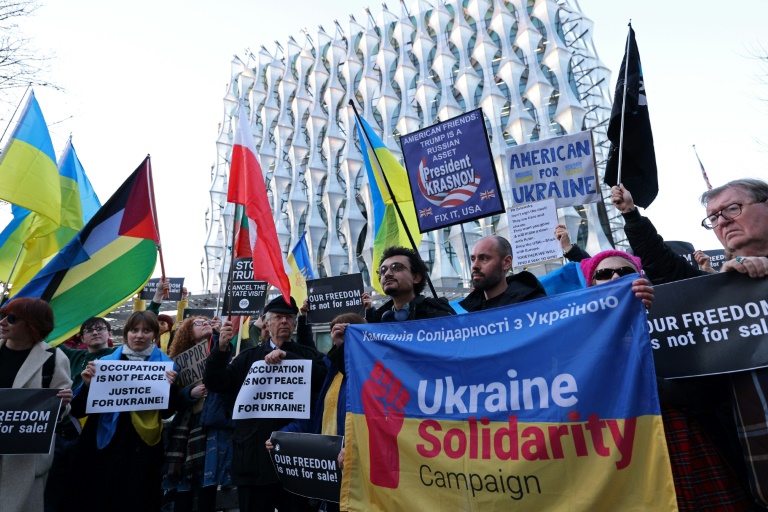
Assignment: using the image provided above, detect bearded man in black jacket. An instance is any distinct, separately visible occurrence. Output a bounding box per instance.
[459,235,546,312]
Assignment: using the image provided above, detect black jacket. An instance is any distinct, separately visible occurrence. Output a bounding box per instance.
[564,244,591,262]
[459,272,546,312]
[365,294,455,323]
[622,208,707,284]
[203,340,327,486]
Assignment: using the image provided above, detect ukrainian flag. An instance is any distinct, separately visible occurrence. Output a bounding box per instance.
[8,139,101,296]
[0,90,61,226]
[287,231,314,305]
[355,116,421,292]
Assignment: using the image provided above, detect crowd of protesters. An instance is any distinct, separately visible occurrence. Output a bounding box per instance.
[0,177,767,511]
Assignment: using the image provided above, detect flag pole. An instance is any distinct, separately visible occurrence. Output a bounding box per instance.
[1,245,24,302]
[692,145,713,190]
[459,224,472,287]
[223,208,239,322]
[616,21,632,186]
[146,155,168,299]
[0,83,31,147]
[349,100,438,299]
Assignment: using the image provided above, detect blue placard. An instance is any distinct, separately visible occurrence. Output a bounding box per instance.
[400,109,505,232]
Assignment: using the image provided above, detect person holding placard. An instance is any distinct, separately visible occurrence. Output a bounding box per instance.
[65,311,179,512]
[0,298,72,512]
[459,235,546,312]
[45,317,116,512]
[613,180,768,507]
[580,250,751,510]
[266,312,366,512]
[204,296,327,512]
[162,315,232,512]
[366,246,455,323]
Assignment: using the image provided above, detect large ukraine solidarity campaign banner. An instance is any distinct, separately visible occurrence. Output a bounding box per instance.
[506,131,599,208]
[400,109,505,232]
[341,277,676,511]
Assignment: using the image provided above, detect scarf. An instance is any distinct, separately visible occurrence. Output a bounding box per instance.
[96,345,175,449]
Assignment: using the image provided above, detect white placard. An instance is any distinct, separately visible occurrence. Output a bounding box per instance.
[233,360,311,420]
[506,131,599,208]
[507,198,562,268]
[86,361,174,413]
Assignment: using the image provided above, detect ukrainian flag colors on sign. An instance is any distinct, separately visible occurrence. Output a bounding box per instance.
[341,276,676,511]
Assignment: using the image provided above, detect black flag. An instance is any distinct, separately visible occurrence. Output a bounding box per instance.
[605,26,658,208]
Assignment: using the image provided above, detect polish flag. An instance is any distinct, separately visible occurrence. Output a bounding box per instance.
[227,102,291,302]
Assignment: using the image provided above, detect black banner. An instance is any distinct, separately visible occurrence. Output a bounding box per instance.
[269,431,343,502]
[649,271,768,378]
[222,258,268,316]
[306,274,365,324]
[0,389,61,454]
[139,277,185,301]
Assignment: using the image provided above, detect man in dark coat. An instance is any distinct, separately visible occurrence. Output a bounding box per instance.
[204,295,327,512]
[459,235,546,312]
[365,246,455,322]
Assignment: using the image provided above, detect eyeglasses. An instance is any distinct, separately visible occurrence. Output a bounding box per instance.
[0,313,18,325]
[192,320,211,327]
[702,201,765,229]
[376,262,411,277]
[592,266,637,281]
[82,325,107,334]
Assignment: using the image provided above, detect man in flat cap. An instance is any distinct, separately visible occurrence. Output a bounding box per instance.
[204,296,327,512]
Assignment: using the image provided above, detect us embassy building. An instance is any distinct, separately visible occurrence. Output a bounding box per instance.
[203,0,624,292]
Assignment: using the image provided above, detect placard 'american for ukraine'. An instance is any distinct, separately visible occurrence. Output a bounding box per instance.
[341,277,676,511]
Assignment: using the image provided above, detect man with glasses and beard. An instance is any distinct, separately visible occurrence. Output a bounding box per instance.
[365,246,455,323]
[459,236,546,312]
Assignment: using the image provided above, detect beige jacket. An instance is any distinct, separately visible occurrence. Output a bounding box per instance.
[0,340,72,512]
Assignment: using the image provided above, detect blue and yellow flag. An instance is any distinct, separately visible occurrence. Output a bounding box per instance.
[0,90,61,226]
[287,231,315,305]
[8,139,101,296]
[342,276,676,511]
[355,116,421,293]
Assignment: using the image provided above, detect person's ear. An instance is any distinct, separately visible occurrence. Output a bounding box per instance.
[502,255,513,272]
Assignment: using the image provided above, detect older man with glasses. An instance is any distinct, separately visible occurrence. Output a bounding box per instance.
[612,179,768,508]
[204,296,327,512]
[364,246,455,323]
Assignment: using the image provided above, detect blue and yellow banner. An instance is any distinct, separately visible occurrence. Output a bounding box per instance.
[342,276,676,511]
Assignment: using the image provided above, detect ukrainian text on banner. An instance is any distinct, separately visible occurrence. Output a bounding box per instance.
[341,276,676,511]
[506,131,599,208]
[400,109,504,232]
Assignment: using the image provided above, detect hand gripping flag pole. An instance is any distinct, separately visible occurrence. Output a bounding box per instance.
[349,100,438,299]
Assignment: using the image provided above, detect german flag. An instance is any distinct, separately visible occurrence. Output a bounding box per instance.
[12,157,159,345]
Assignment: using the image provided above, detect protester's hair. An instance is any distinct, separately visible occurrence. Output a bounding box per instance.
[486,235,512,259]
[123,310,159,340]
[0,298,54,341]
[379,246,429,295]
[700,179,768,207]
[157,314,174,329]
[330,313,367,329]
[79,317,111,336]
[169,316,209,358]
[580,250,643,287]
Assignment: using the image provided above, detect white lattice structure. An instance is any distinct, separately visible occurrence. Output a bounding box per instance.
[203,0,625,292]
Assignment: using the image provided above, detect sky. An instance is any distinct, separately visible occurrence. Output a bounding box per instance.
[5,0,768,292]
